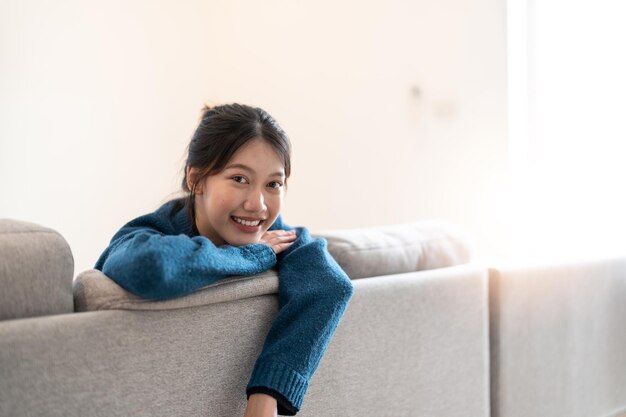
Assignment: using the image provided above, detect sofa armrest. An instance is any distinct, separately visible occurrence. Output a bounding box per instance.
[489,256,626,417]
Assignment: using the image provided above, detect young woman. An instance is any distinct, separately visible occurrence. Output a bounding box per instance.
[94,103,355,417]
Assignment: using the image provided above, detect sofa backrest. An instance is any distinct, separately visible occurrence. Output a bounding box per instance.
[1,264,490,417]
[0,219,74,320]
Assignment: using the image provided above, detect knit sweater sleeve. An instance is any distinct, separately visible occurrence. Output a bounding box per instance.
[94,211,277,301]
[246,213,355,415]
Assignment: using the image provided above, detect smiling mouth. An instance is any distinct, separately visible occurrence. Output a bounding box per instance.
[231,216,264,227]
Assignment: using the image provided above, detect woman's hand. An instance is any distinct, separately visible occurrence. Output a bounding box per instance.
[260,229,297,254]
[243,393,277,417]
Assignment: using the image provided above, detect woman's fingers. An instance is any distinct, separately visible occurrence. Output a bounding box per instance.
[272,241,294,254]
[274,231,296,242]
[264,230,296,242]
[268,234,296,246]
[260,229,297,254]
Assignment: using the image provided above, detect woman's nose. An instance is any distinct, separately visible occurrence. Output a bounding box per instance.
[243,188,266,213]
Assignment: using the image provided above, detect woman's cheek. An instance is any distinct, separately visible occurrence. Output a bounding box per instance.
[270,191,284,209]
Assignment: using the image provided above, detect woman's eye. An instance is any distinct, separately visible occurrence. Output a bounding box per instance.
[268,181,283,189]
[232,176,248,184]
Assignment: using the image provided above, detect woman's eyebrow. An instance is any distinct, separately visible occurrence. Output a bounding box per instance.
[224,163,285,178]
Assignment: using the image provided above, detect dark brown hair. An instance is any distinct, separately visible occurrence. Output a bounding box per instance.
[172,103,292,231]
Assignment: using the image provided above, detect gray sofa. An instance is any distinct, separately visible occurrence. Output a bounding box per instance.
[1,218,625,417]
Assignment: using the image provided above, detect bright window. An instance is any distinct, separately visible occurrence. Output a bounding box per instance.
[507,0,626,260]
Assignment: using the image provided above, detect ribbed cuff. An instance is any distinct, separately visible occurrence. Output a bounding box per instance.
[246,360,308,416]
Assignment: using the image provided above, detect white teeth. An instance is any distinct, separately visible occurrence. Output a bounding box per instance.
[233,216,261,227]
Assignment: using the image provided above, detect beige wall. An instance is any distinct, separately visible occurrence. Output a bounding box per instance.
[0,0,507,275]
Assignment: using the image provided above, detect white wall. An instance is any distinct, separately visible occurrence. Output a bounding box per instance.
[0,0,507,275]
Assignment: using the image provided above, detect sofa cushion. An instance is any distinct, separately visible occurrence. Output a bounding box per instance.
[74,220,472,312]
[0,219,74,320]
[313,219,473,279]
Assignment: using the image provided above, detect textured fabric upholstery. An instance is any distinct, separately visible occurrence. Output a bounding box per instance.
[0,219,74,320]
[73,269,279,312]
[1,264,490,417]
[13,215,626,417]
[489,257,626,417]
[313,219,473,279]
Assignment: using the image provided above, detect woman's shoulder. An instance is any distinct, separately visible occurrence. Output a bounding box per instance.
[94,198,196,271]
[115,198,194,237]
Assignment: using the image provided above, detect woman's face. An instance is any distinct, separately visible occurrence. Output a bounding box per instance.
[190,138,286,247]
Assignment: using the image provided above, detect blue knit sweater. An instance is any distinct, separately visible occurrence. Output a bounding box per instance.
[94,199,354,415]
